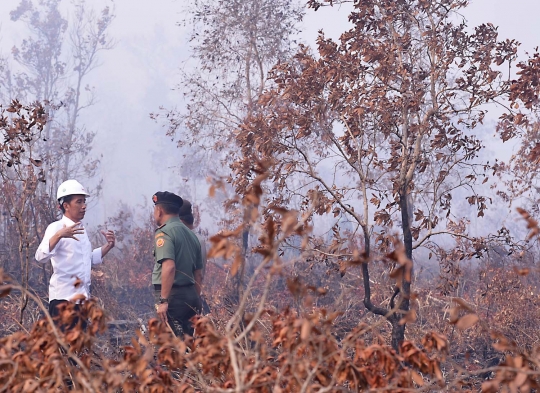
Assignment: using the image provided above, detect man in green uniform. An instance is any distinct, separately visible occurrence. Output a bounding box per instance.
[152,191,203,337]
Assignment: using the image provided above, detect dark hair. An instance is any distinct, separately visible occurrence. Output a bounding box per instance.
[160,203,180,215]
[178,199,193,225]
[179,214,194,226]
[59,195,75,214]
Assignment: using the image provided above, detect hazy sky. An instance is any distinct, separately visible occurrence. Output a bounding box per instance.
[1,0,539,229]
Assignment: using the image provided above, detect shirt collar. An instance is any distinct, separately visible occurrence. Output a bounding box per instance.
[61,215,77,226]
[163,216,181,226]
[164,217,180,225]
[155,216,181,231]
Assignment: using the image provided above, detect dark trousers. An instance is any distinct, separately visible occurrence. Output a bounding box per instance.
[49,299,87,332]
[155,285,201,337]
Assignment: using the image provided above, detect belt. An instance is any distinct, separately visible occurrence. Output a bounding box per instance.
[154,284,194,290]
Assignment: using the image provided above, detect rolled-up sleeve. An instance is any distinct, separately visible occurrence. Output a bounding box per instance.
[91,247,103,265]
[35,224,58,263]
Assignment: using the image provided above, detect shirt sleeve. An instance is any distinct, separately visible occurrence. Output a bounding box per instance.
[199,237,207,276]
[91,247,103,265]
[35,223,59,263]
[194,237,204,272]
[155,232,175,263]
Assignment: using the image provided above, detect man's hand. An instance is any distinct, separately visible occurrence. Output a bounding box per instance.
[102,230,115,247]
[101,230,116,257]
[57,222,84,241]
[156,302,168,324]
[49,222,84,251]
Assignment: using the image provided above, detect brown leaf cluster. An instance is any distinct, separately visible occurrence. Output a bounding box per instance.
[0,100,46,171]
[0,292,450,392]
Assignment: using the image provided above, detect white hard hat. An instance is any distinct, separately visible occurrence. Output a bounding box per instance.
[57,179,90,200]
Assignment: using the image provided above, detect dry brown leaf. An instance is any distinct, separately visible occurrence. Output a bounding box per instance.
[514,372,528,388]
[230,254,242,277]
[451,297,475,312]
[482,380,500,393]
[411,370,424,386]
[73,278,83,288]
[301,319,311,341]
[399,309,417,325]
[0,286,11,298]
[513,267,530,276]
[455,313,479,330]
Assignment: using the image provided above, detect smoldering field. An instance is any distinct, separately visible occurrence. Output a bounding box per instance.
[2,0,540,391]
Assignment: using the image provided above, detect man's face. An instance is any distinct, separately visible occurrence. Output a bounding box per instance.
[153,204,161,226]
[64,195,87,221]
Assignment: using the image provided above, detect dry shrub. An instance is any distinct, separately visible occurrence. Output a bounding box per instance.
[3,252,540,391]
[0,278,448,392]
[4,198,540,391]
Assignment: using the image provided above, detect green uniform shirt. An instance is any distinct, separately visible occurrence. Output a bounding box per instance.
[152,217,203,286]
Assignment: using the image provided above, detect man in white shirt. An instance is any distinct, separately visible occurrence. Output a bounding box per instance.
[35,179,115,328]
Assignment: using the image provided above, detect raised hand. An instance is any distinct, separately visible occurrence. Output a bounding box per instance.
[101,230,116,248]
[57,222,85,241]
[100,230,116,257]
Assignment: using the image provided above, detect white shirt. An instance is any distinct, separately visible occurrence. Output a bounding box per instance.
[35,215,102,301]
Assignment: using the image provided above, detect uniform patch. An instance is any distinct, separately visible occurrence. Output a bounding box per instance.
[156,238,165,248]
[155,233,165,238]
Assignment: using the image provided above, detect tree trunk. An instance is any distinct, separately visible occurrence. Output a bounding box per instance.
[390,323,406,351]
[387,187,414,351]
